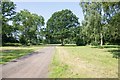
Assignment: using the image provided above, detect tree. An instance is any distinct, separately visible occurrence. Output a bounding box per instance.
[46,9,79,45]
[0,2,2,46]
[106,13,120,44]
[80,2,102,46]
[13,9,44,45]
[101,2,120,45]
[1,0,16,44]
[80,2,120,46]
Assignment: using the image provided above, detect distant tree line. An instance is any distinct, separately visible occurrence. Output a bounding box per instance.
[1,0,120,46]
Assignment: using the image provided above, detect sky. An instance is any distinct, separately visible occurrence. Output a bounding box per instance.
[14,2,84,26]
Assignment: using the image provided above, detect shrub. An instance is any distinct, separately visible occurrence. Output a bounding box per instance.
[90,41,99,46]
[76,38,85,46]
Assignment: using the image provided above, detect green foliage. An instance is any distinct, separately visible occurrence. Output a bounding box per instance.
[46,9,79,45]
[13,9,44,45]
[80,2,120,46]
[90,41,99,46]
[76,38,85,46]
[1,0,16,44]
[0,2,2,35]
[108,13,120,44]
[2,1,119,46]
[101,2,120,45]
[1,0,45,45]
[80,2,102,46]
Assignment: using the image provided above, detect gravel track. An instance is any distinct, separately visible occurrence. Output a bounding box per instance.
[0,46,55,78]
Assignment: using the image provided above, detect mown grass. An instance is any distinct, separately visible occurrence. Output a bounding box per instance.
[49,45,119,78]
[0,45,44,64]
[65,45,118,67]
[49,47,70,78]
[92,45,120,58]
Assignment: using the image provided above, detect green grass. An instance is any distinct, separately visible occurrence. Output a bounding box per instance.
[49,47,70,78]
[92,45,120,58]
[49,45,119,78]
[0,45,44,64]
[66,45,118,67]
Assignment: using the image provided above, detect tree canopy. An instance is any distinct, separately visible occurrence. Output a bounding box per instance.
[13,9,44,45]
[1,0,45,45]
[2,0,16,43]
[46,9,79,45]
[80,2,120,46]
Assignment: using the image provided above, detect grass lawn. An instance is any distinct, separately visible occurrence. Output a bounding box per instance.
[0,45,44,64]
[49,45,119,78]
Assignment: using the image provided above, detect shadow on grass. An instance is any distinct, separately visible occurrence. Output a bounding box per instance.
[92,45,120,49]
[108,49,120,59]
[1,49,38,64]
[2,49,30,62]
[92,45,120,59]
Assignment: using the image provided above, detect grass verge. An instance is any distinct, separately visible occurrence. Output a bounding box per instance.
[0,45,44,64]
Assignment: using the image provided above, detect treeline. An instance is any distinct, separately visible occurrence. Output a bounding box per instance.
[1,0,44,46]
[79,2,120,46]
[45,2,120,46]
[1,0,120,46]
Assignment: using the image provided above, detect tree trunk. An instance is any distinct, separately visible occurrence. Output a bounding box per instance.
[100,33,103,46]
[95,36,97,44]
[61,38,64,46]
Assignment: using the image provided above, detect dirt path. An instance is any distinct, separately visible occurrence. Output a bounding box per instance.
[0,46,55,78]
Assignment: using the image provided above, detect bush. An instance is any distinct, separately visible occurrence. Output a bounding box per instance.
[76,38,85,46]
[27,43,31,46]
[90,41,99,46]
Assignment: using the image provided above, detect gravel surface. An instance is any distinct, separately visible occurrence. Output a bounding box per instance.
[0,46,55,78]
